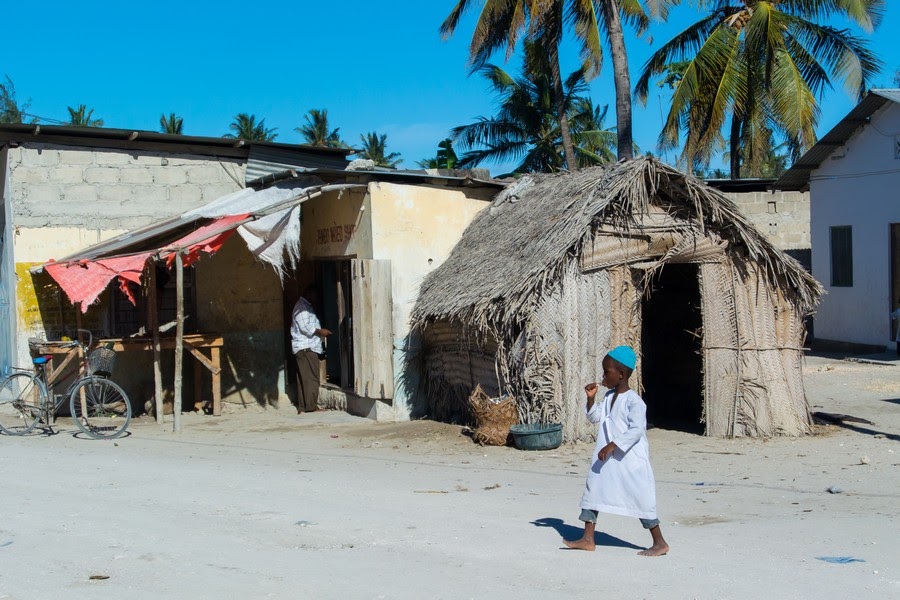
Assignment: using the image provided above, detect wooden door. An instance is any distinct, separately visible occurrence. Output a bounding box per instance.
[350,259,394,399]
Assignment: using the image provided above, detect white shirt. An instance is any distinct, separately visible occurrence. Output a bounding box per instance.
[290,297,323,354]
[580,388,657,520]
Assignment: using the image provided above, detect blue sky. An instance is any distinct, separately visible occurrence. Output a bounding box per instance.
[4,1,899,173]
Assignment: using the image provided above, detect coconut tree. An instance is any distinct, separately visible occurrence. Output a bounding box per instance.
[224,113,277,141]
[67,104,104,127]
[441,1,677,166]
[358,132,402,168]
[451,42,616,173]
[296,109,346,148]
[635,0,884,178]
[160,112,184,134]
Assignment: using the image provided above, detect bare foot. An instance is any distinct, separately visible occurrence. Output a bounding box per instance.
[563,538,596,551]
[637,542,669,556]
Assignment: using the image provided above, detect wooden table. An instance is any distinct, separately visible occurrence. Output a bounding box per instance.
[32,333,225,416]
[102,333,224,416]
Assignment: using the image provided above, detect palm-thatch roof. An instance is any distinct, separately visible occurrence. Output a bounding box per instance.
[412,158,822,333]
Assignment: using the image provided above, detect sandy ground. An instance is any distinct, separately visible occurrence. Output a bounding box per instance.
[1,353,898,600]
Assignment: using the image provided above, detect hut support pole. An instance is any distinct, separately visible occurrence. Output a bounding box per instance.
[173,251,184,433]
[148,262,164,424]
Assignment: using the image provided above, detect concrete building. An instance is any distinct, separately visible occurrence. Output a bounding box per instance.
[775,89,900,351]
[706,179,811,269]
[0,125,349,395]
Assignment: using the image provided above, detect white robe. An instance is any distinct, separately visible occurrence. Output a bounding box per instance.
[580,389,657,520]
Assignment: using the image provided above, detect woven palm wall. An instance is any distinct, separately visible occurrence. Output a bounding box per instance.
[700,261,811,437]
[421,320,500,424]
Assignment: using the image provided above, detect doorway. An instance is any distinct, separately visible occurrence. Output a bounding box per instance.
[641,263,704,433]
[316,260,354,388]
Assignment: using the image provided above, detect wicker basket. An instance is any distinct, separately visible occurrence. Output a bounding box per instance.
[469,384,518,446]
[88,348,117,377]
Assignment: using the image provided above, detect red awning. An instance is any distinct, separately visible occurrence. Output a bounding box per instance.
[43,214,250,312]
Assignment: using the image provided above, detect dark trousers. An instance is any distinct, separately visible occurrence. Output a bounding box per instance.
[294,349,320,412]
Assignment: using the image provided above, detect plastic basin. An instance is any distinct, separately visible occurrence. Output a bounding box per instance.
[509,423,563,451]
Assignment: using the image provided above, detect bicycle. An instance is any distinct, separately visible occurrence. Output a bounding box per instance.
[0,329,132,439]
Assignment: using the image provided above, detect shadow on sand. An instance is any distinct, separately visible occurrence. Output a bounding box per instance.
[531,517,643,550]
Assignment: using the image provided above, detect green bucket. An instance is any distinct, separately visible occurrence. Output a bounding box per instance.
[509,423,563,451]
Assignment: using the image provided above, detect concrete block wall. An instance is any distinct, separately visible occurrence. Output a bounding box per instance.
[723,190,810,251]
[9,144,246,230]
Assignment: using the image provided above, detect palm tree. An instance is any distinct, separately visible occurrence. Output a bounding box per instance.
[67,104,104,127]
[451,43,616,173]
[635,1,884,178]
[358,132,402,168]
[441,1,677,166]
[160,112,184,134]
[223,113,277,142]
[295,109,345,148]
[418,139,460,169]
[0,75,32,124]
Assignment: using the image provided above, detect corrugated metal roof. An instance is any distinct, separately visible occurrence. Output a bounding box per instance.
[774,89,900,191]
[0,124,352,163]
[245,145,350,183]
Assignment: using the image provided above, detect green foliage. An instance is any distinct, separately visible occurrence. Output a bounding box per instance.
[160,112,184,135]
[67,104,104,127]
[418,139,459,169]
[635,0,885,178]
[0,75,32,124]
[296,109,346,148]
[358,132,402,167]
[224,113,277,141]
[450,42,616,173]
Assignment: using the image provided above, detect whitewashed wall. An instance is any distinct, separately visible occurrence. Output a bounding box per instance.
[809,101,900,347]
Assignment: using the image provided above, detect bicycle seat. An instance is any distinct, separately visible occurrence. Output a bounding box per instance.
[32,356,50,365]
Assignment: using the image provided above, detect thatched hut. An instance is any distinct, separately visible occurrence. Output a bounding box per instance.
[410,159,822,441]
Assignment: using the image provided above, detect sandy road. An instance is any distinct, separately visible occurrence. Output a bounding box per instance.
[0,353,897,599]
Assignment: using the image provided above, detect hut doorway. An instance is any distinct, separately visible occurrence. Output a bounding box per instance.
[641,263,703,433]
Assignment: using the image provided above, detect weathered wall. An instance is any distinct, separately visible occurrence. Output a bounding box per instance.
[300,188,373,260]
[195,235,286,408]
[369,182,495,418]
[723,189,810,252]
[809,101,900,347]
[9,144,245,229]
[368,182,495,340]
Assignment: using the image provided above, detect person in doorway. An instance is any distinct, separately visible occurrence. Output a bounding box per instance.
[291,288,331,414]
[563,345,670,556]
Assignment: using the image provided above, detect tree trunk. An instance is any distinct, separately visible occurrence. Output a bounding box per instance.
[547,41,578,171]
[602,1,633,161]
[730,114,742,179]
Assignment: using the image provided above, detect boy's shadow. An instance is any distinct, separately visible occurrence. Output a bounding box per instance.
[531,517,643,550]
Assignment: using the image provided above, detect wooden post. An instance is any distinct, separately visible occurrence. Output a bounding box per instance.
[74,303,87,421]
[148,262,164,424]
[173,251,184,433]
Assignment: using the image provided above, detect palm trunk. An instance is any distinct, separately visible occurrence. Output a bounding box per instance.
[729,114,742,179]
[602,1,633,161]
[547,41,578,171]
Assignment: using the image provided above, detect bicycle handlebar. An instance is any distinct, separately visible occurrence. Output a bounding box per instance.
[75,329,93,350]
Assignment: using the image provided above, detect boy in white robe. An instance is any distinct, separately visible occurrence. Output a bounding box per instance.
[563,345,669,556]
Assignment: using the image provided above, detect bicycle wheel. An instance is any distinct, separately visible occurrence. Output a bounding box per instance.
[69,377,132,440]
[0,372,45,435]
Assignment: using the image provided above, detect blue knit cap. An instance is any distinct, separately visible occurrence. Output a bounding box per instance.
[607,345,636,370]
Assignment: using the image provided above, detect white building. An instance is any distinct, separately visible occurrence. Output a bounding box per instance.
[775,89,900,351]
